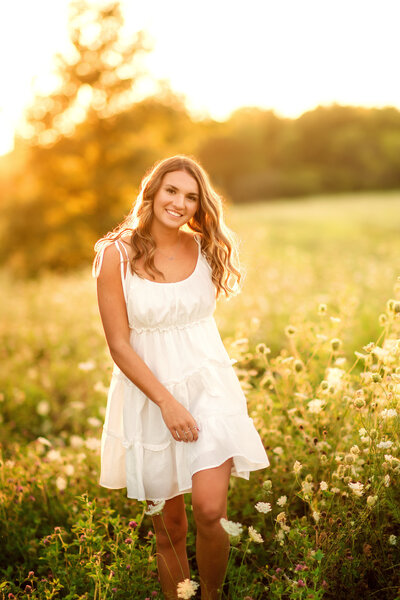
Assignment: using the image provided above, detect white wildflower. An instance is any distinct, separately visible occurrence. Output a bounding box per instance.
[219,517,243,537]
[307,399,326,414]
[350,445,360,455]
[359,428,367,437]
[331,487,341,494]
[78,360,96,371]
[273,446,284,455]
[47,449,61,461]
[389,535,397,546]
[293,461,303,474]
[177,578,200,599]
[277,495,287,507]
[348,481,364,497]
[36,436,52,447]
[384,474,391,487]
[377,440,393,450]
[255,502,272,514]
[84,437,101,451]
[64,464,75,476]
[56,476,67,491]
[301,481,313,497]
[380,409,398,419]
[313,511,320,523]
[69,435,84,448]
[326,367,345,387]
[36,400,50,416]
[320,481,328,491]
[145,500,166,516]
[248,525,264,544]
[87,416,102,427]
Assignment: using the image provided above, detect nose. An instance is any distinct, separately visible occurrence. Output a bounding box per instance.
[172,193,186,209]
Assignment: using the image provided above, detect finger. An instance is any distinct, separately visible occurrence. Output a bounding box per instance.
[190,423,200,442]
[179,426,191,443]
[173,429,182,442]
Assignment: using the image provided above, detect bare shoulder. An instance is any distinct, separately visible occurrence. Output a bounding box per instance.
[97,243,121,282]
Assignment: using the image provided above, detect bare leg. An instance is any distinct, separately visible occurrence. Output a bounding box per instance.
[192,458,233,600]
[148,494,190,600]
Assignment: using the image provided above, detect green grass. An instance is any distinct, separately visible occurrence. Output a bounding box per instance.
[1,191,400,599]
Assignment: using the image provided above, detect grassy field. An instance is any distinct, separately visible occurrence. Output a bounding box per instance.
[1,191,400,599]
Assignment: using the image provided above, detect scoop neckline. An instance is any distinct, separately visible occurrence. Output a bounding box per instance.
[133,234,202,285]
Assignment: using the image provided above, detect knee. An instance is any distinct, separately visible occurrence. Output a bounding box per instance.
[154,512,188,547]
[192,500,227,528]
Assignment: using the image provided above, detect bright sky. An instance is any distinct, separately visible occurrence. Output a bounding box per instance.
[1,0,399,155]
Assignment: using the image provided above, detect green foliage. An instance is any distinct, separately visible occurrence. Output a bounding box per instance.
[1,197,400,598]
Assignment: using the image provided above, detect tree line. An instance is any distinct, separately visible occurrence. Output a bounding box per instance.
[1,0,399,276]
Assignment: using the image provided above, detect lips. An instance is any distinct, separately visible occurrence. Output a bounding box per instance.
[165,209,183,218]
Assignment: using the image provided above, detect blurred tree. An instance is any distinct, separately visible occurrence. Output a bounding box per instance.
[1,0,153,275]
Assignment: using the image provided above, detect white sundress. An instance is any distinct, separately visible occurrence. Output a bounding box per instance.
[97,234,270,501]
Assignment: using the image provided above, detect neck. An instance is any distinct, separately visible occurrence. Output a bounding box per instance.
[150,221,182,249]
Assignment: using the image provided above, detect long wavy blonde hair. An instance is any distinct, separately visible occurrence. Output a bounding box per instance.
[92,154,242,298]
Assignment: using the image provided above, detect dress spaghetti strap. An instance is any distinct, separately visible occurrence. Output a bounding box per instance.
[114,240,130,303]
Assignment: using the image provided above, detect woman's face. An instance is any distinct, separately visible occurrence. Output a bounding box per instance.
[152,170,200,230]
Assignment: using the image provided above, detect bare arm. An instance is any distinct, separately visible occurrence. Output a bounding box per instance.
[96,244,199,442]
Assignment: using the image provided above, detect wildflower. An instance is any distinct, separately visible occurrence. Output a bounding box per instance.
[248,525,264,543]
[129,520,138,528]
[355,351,368,360]
[36,400,50,416]
[56,476,67,491]
[219,518,243,537]
[36,436,52,447]
[294,359,304,372]
[273,446,284,455]
[318,303,328,314]
[87,416,102,427]
[276,511,286,524]
[47,449,61,461]
[350,445,360,455]
[367,495,378,507]
[262,479,272,493]
[330,338,342,351]
[380,409,398,419]
[124,537,133,544]
[301,481,313,497]
[384,474,390,487]
[255,502,272,514]
[84,437,101,451]
[313,511,320,523]
[64,464,75,476]
[275,530,285,546]
[285,325,296,337]
[293,461,303,474]
[297,579,306,587]
[176,578,200,599]
[348,481,364,497]
[256,343,270,354]
[307,399,325,414]
[277,495,287,507]
[78,360,96,371]
[145,500,166,516]
[69,435,84,448]
[326,368,345,387]
[389,535,397,546]
[377,440,393,450]
[320,481,328,491]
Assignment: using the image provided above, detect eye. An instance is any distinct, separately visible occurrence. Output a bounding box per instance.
[166,187,175,194]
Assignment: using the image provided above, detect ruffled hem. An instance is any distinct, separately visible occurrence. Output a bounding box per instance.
[99,412,270,501]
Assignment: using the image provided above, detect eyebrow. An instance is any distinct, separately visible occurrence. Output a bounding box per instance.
[165,184,199,198]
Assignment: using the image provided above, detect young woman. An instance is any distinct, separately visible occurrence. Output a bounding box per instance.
[93,155,270,600]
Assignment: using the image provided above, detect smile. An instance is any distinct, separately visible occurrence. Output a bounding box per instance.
[166,209,183,218]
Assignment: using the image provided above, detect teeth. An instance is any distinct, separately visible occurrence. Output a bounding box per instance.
[166,209,182,217]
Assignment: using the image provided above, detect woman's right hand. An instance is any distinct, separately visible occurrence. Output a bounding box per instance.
[159,396,200,443]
